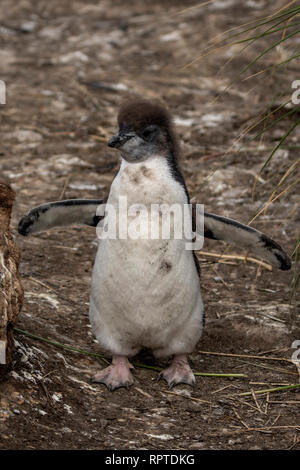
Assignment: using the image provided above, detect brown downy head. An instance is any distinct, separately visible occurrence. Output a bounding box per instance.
[107,98,180,164]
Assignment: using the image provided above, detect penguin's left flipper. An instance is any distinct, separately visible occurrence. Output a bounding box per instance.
[18,199,105,236]
[200,210,291,271]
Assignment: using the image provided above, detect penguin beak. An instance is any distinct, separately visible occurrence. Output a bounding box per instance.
[107,132,135,149]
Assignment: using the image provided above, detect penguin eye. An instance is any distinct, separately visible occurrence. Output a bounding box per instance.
[141,125,159,141]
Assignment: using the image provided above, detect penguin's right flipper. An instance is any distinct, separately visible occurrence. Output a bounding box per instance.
[18,199,106,236]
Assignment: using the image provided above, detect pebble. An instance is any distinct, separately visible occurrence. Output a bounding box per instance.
[6,130,42,143]
[189,442,206,449]
[173,389,191,398]
[20,21,36,33]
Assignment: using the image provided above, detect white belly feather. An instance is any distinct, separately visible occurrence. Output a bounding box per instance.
[89,157,203,357]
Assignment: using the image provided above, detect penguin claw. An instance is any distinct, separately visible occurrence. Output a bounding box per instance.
[90,373,134,391]
[90,360,134,391]
[167,377,196,389]
[159,356,196,388]
[160,373,195,389]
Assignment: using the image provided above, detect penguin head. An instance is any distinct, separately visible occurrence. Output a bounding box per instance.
[107,99,179,163]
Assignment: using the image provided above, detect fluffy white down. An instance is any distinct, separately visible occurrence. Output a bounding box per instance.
[89,156,204,358]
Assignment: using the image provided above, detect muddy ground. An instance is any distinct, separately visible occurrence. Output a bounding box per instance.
[0,0,300,450]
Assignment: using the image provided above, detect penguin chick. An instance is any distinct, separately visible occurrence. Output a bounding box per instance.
[89,98,202,390]
[18,99,292,391]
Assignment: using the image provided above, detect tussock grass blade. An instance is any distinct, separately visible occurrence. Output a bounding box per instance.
[14,327,247,378]
[259,116,300,173]
[182,6,300,70]
[14,327,106,359]
[249,177,300,225]
[215,20,300,79]
[234,21,300,46]
[230,99,292,153]
[174,0,216,17]
[242,52,300,81]
[232,383,300,397]
[250,107,299,143]
[291,232,300,304]
[218,28,300,99]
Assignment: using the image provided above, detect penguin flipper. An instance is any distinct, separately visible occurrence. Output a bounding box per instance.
[200,210,291,271]
[18,200,292,271]
[18,199,106,236]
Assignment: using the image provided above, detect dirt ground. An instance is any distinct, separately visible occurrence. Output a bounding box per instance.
[0,0,300,450]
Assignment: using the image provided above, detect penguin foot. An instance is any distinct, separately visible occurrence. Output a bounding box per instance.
[159,354,195,389]
[90,355,134,391]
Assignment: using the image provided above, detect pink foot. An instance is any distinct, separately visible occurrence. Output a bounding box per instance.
[159,355,195,388]
[90,355,134,391]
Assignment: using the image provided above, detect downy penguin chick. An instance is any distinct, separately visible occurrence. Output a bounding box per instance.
[89,99,203,390]
[17,100,292,391]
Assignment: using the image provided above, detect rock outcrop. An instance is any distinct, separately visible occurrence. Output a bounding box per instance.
[0,183,24,375]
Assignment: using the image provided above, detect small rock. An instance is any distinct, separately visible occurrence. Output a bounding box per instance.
[7,130,42,143]
[56,51,89,65]
[217,398,232,406]
[185,402,203,412]
[212,407,225,416]
[0,410,11,421]
[146,433,174,441]
[160,422,173,429]
[63,404,73,415]
[52,393,62,402]
[228,438,242,444]
[20,21,36,33]
[51,100,66,111]
[62,427,72,433]
[189,442,206,449]
[174,389,191,398]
